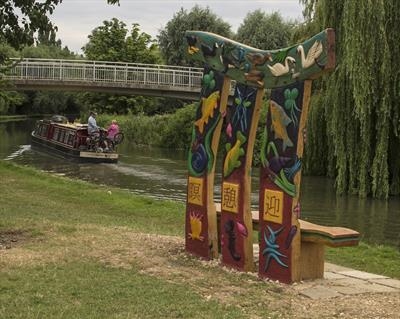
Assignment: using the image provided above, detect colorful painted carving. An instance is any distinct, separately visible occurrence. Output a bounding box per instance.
[185,65,230,260]
[185,29,335,282]
[223,131,246,177]
[185,29,335,89]
[188,211,204,241]
[262,225,288,271]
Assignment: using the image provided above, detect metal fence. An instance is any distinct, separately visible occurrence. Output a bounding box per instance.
[5,58,204,89]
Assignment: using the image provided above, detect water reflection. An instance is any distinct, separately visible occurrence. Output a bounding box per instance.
[1,119,399,249]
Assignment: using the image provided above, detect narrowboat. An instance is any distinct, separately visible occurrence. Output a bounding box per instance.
[31,115,123,163]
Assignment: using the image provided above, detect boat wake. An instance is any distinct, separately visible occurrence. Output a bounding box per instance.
[4,145,31,161]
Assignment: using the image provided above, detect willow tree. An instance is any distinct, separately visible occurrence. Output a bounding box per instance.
[300,0,400,198]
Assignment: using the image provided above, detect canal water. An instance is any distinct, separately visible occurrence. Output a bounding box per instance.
[1,119,399,249]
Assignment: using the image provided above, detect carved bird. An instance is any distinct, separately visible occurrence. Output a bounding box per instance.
[244,70,265,87]
[297,40,323,69]
[201,43,218,58]
[246,52,272,66]
[186,35,199,55]
[267,56,296,77]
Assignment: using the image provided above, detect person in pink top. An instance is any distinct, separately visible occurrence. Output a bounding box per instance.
[107,119,119,140]
[103,119,120,151]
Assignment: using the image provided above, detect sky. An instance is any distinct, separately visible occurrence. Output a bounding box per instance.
[51,0,304,54]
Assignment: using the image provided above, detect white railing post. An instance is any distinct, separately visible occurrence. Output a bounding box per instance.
[125,64,128,82]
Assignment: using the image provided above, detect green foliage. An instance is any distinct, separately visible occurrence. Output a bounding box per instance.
[83,18,160,63]
[81,19,163,115]
[299,0,400,198]
[160,103,197,149]
[0,0,61,54]
[236,11,295,50]
[96,104,197,149]
[8,44,79,116]
[20,44,74,59]
[157,5,232,66]
[0,91,25,115]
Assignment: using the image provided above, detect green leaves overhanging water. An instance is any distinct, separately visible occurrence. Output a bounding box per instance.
[301,0,400,198]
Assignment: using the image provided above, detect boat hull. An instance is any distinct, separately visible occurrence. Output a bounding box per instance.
[31,132,119,163]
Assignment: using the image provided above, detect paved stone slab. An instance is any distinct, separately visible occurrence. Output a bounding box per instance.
[331,278,398,295]
[338,270,389,280]
[369,278,400,289]
[324,271,348,280]
[324,262,353,272]
[299,286,342,299]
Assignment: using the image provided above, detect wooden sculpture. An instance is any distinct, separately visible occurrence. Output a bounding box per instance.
[184,29,335,282]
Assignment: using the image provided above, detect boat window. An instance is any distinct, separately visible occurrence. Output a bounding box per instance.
[53,128,59,140]
[67,131,75,145]
[59,130,66,143]
[41,125,49,137]
[35,123,41,134]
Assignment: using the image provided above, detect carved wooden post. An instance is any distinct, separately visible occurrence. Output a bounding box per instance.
[258,31,335,283]
[258,80,312,283]
[219,84,264,271]
[185,66,230,259]
[184,29,335,280]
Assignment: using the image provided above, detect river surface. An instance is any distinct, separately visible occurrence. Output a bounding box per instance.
[1,119,399,249]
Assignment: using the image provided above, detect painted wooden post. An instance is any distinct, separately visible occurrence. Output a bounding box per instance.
[185,66,231,259]
[258,80,311,283]
[220,84,264,271]
[184,29,335,280]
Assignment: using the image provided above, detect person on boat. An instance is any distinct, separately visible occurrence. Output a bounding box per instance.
[87,111,103,151]
[107,120,119,140]
[104,119,120,151]
[87,111,99,135]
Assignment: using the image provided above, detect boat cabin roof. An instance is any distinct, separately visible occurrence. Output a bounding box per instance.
[39,120,88,131]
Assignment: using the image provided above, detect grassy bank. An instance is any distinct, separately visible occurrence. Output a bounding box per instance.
[1,161,400,318]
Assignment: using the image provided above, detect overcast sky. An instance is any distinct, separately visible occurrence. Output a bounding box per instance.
[51,0,304,54]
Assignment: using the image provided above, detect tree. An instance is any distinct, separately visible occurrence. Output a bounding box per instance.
[236,10,295,50]
[157,5,232,66]
[0,0,61,54]
[299,0,400,198]
[81,19,162,115]
[0,0,119,63]
[83,18,160,63]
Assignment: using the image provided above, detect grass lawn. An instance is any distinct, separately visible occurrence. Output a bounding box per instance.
[1,160,399,318]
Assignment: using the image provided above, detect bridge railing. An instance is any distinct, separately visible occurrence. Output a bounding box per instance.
[5,58,204,89]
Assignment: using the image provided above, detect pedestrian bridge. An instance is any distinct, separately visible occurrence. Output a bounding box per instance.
[3,58,204,100]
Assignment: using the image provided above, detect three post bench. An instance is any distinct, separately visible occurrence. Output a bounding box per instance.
[215,203,360,280]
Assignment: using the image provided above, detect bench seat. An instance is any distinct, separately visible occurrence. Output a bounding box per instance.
[215,203,360,279]
[299,219,360,248]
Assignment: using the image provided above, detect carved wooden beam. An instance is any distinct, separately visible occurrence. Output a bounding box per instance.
[185,29,335,88]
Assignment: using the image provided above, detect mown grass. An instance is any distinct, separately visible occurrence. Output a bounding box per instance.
[0,161,276,318]
[326,242,400,278]
[1,160,400,318]
[1,262,243,319]
[0,161,184,236]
